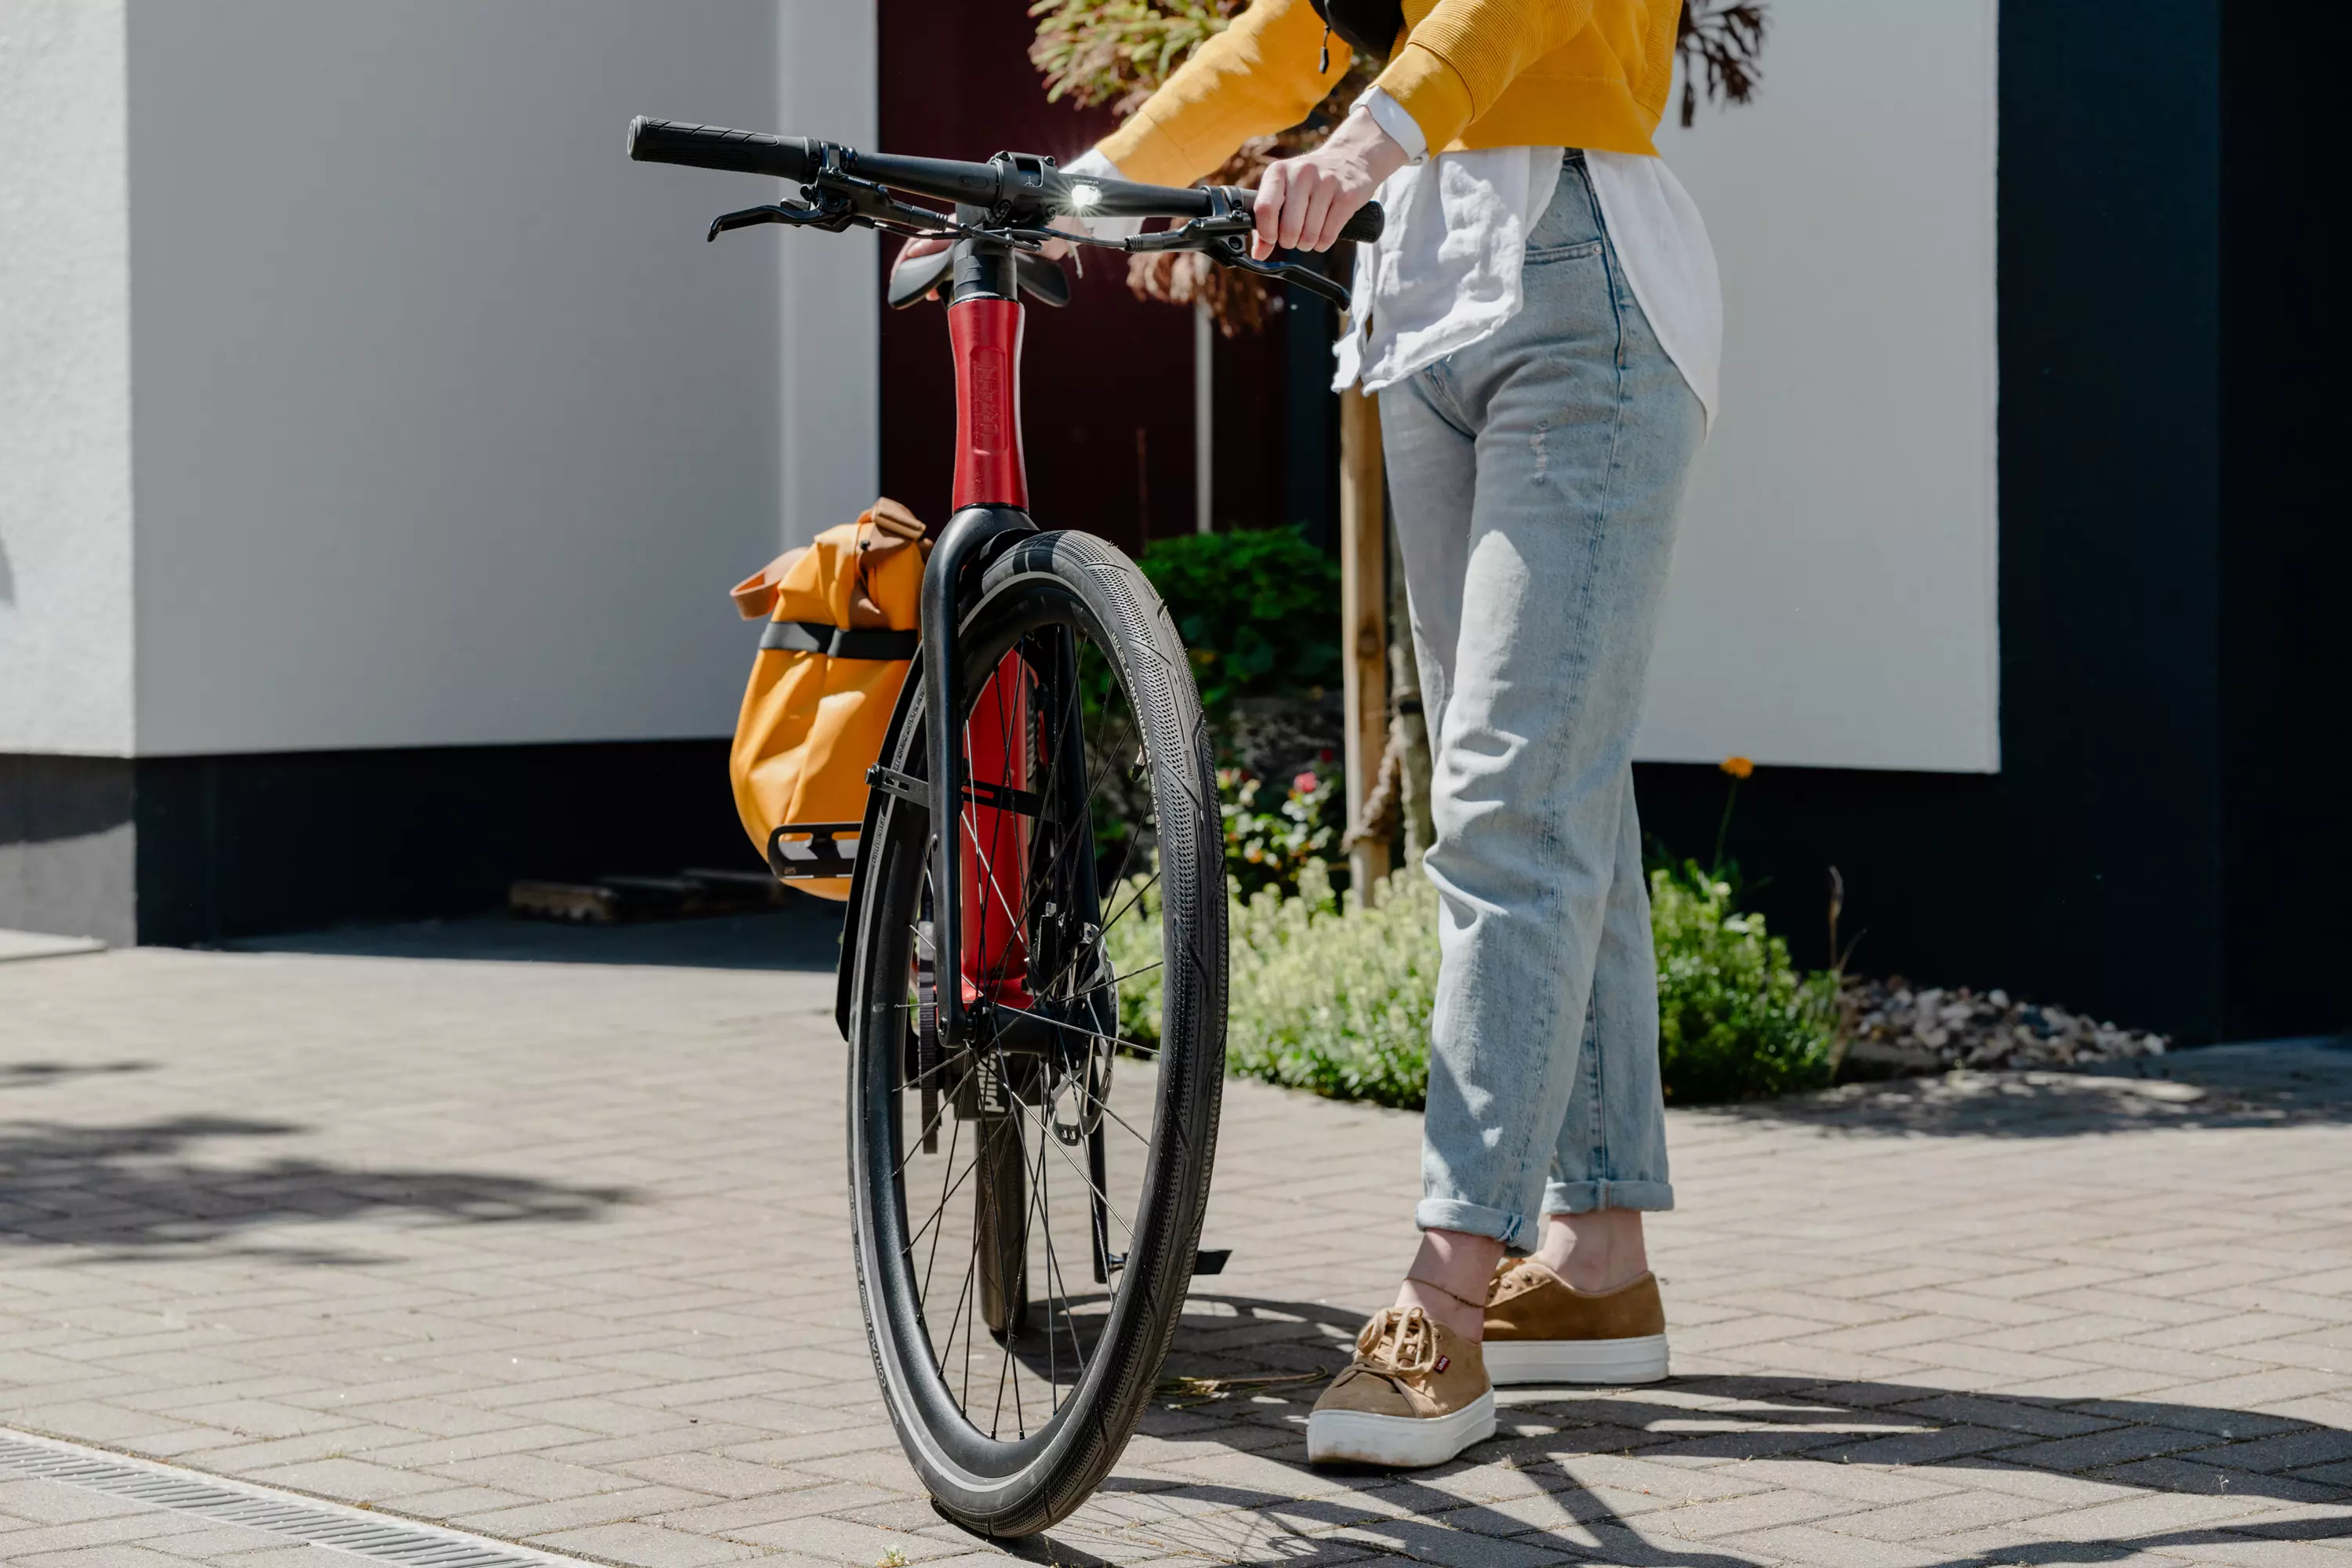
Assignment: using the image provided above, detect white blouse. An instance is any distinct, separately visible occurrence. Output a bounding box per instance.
[1333,89,1721,430]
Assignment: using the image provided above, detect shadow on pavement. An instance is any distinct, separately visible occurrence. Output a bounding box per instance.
[1033,1290,2352,1566]
[1701,1036,2352,1138]
[0,1113,633,1262]
[0,1059,153,1091]
[227,902,845,972]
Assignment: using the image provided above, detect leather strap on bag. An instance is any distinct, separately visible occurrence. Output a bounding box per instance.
[729,496,927,620]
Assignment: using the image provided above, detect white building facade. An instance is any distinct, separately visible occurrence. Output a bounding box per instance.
[2,0,877,942]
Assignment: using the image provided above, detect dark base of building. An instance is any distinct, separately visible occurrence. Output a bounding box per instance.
[5,746,2341,1049]
[1,742,758,949]
[1635,761,2345,1051]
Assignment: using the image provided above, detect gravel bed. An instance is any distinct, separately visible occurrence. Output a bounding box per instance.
[1838,976,2171,1079]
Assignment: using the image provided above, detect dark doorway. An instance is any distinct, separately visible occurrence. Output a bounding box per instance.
[876,0,1330,551]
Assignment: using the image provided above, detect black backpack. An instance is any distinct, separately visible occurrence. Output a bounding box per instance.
[1309,0,1406,64]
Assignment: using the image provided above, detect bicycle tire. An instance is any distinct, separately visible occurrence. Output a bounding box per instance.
[844,531,1226,1537]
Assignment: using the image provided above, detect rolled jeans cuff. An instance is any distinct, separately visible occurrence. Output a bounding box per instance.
[1544,1179,1674,1215]
[1415,1197,1536,1252]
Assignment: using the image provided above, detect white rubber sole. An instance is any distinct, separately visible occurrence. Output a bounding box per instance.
[1481,1334,1670,1386]
[1306,1390,1497,1468]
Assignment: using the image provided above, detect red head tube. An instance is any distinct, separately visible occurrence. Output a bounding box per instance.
[948,298,1029,511]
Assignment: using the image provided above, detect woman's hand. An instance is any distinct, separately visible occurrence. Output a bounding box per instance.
[1250,107,1410,260]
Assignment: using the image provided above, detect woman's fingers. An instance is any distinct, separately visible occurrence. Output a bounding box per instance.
[1279,167,1327,252]
[1251,162,1290,260]
[1315,185,1365,252]
[1296,177,1340,254]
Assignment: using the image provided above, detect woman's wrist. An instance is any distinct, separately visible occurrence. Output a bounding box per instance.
[1333,105,1413,186]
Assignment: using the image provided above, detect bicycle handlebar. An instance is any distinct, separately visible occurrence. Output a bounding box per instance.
[627,117,1384,245]
[628,118,818,182]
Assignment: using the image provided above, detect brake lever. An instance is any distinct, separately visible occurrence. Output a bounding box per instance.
[1116,189,1353,307]
[1207,237,1355,308]
[1123,213,1255,253]
[706,197,855,241]
[711,163,974,245]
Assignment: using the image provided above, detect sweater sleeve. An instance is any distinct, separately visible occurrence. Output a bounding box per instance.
[1375,0,1599,154]
[1095,0,1352,188]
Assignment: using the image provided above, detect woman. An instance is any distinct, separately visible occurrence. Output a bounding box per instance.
[912,0,1719,1468]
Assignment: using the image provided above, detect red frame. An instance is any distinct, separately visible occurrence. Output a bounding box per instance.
[949,292,1033,1008]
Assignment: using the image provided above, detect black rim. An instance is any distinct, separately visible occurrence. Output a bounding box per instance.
[855,572,1196,1480]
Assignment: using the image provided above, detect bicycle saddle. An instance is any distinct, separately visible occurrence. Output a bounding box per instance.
[888,245,1071,310]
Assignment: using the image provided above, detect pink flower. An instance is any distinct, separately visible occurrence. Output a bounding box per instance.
[1294,771,1319,795]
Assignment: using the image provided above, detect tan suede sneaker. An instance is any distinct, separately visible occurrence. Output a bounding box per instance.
[1305,1305,1497,1467]
[1482,1258,1670,1385]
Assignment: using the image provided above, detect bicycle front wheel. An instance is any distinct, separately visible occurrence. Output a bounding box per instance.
[844,531,1226,1537]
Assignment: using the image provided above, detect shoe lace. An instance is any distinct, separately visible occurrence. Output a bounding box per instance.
[1355,1305,1440,1374]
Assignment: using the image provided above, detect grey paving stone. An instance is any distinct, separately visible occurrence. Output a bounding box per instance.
[5,947,2352,1568]
[11,1547,213,1568]
[529,1521,768,1566]
[1712,1521,1949,1566]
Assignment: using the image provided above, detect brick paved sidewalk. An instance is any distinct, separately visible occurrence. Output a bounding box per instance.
[3,940,2350,1568]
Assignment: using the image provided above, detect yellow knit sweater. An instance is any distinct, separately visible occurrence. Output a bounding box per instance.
[1098,0,1682,189]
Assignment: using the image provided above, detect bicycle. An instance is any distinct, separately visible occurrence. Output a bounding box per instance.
[628,118,1381,1537]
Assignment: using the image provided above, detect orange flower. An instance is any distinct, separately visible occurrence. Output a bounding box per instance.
[1719,756,1755,780]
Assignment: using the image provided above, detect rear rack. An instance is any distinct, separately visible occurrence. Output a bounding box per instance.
[766,823,861,880]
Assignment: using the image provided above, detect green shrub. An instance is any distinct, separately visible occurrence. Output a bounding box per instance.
[1649,862,1839,1102]
[1218,765,1341,898]
[1104,860,1436,1109]
[1133,528,1341,717]
[1104,855,1838,1109]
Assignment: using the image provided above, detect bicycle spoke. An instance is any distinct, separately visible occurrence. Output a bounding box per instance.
[914,1102,972,1298]
[991,636,1149,1007]
[1094,864,1163,947]
[1029,1099,1053,1428]
[1093,1091,1171,1160]
[1034,1107,1136,1245]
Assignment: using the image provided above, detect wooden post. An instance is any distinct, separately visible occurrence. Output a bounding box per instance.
[1339,384,1390,904]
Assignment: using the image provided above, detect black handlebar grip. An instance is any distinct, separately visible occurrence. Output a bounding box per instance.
[1225,190,1385,245]
[628,117,816,182]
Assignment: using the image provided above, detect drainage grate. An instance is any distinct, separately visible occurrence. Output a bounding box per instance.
[0,1428,586,1567]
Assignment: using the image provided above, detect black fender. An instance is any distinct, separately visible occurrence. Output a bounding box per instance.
[835,661,925,1044]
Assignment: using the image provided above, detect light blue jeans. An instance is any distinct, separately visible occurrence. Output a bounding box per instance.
[1381,151,1703,1250]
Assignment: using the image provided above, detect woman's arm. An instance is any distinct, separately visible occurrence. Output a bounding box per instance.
[1373,0,1599,156]
[1095,0,1351,188]
[1251,0,1601,256]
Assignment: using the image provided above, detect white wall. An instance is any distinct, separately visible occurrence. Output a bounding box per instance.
[122,0,877,757]
[1636,0,2001,773]
[0,0,136,756]
[779,0,880,539]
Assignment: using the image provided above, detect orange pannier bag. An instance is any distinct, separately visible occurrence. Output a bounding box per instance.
[728,498,928,899]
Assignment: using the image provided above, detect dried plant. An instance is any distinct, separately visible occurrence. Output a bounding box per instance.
[1676,0,1769,127]
[1029,0,1247,118]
